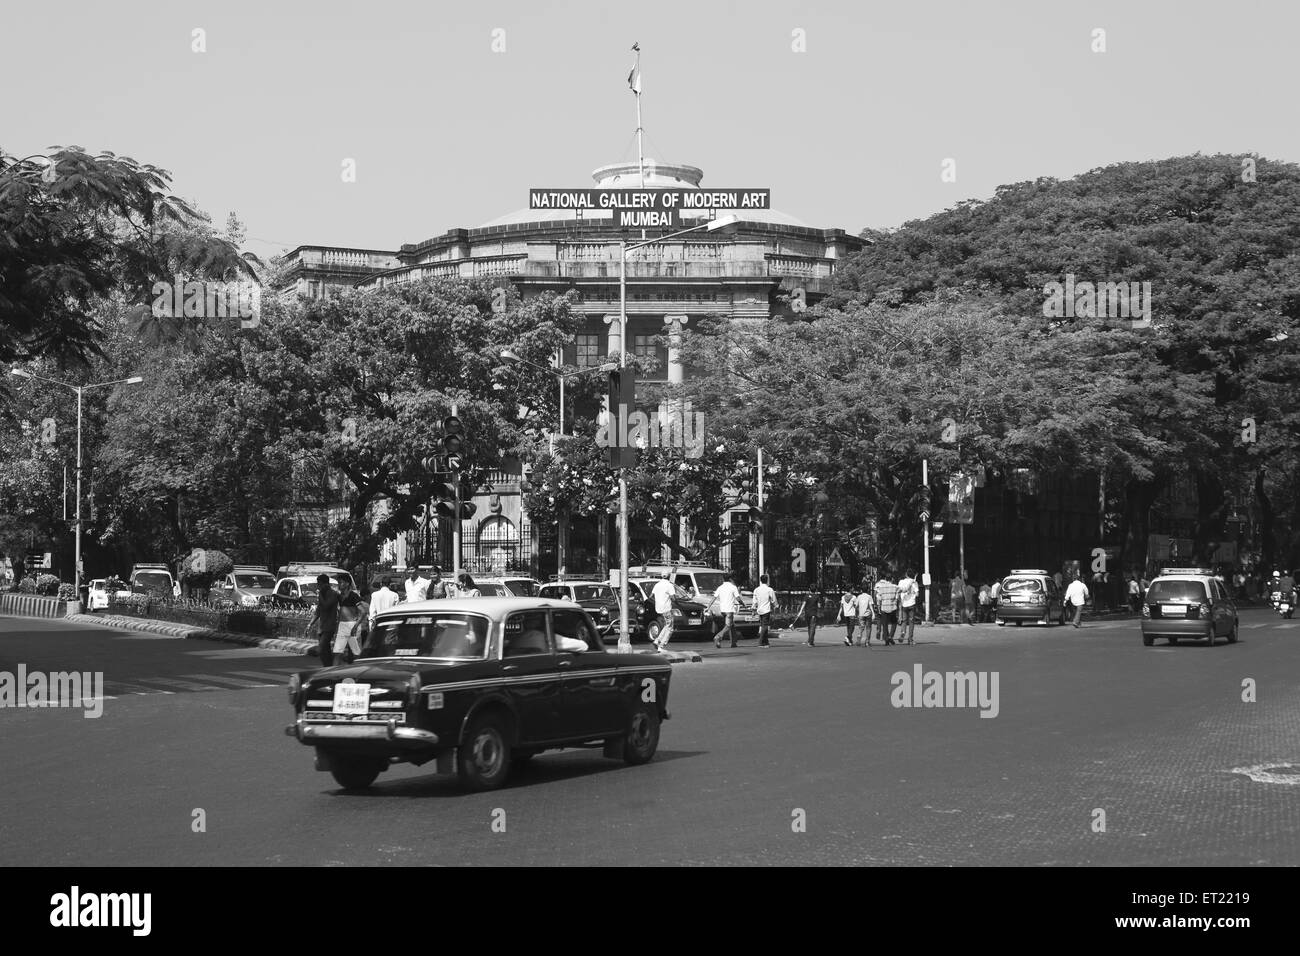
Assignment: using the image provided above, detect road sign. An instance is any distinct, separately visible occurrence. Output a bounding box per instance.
[825,547,845,567]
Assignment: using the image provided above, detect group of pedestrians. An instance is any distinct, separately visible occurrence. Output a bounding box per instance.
[828,569,921,647]
[308,565,483,665]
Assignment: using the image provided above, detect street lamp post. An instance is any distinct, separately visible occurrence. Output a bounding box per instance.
[499,350,616,579]
[10,368,144,605]
[616,214,738,651]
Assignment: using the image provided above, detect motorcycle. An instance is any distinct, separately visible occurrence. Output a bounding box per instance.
[1269,590,1296,619]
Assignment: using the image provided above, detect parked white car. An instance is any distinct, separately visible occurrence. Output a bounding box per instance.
[86,579,112,611]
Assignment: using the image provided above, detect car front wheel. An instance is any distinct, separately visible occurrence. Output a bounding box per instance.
[1227,620,1239,644]
[458,713,512,791]
[621,700,660,766]
[647,620,661,643]
[329,755,386,791]
[1142,633,1154,646]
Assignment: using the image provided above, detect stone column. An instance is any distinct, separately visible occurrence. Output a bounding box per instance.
[603,314,622,359]
[663,314,689,384]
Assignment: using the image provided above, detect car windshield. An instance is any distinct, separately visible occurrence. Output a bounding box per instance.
[362,613,490,659]
[691,572,725,592]
[135,572,172,589]
[503,579,538,597]
[235,573,274,588]
[1148,581,1209,603]
[573,584,613,601]
[1002,578,1043,593]
[298,575,351,598]
[480,583,510,597]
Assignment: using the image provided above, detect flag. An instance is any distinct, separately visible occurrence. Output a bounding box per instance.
[627,42,640,94]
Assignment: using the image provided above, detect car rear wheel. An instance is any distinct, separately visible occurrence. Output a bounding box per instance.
[1015,620,1022,627]
[1142,633,1154,646]
[621,700,660,766]
[458,713,512,791]
[329,755,386,791]
[647,620,661,643]
[1227,620,1239,644]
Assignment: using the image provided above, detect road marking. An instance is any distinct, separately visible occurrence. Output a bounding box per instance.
[1230,763,1300,786]
[103,681,175,696]
[133,676,221,692]
[228,670,298,683]
[179,673,275,689]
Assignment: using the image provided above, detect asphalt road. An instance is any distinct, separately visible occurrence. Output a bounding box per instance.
[2,611,1298,865]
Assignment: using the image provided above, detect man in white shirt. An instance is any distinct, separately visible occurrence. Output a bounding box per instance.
[403,567,429,603]
[368,575,399,626]
[897,568,920,646]
[854,585,876,646]
[713,571,742,648]
[752,573,777,647]
[650,568,678,650]
[1065,574,1090,628]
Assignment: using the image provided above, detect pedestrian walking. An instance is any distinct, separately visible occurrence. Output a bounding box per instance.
[366,575,399,650]
[306,573,340,666]
[962,577,977,625]
[426,567,452,600]
[837,586,859,646]
[1065,573,1090,627]
[651,568,678,650]
[403,566,429,603]
[978,582,993,622]
[753,574,777,647]
[990,577,1002,621]
[874,572,900,645]
[334,578,366,664]
[854,583,876,646]
[950,573,966,626]
[713,571,742,648]
[799,581,823,646]
[456,571,481,597]
[1128,574,1141,613]
[897,568,919,644]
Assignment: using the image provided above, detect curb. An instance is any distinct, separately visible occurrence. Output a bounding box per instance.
[65,613,317,656]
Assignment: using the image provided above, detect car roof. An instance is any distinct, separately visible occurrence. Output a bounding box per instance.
[374,596,587,620]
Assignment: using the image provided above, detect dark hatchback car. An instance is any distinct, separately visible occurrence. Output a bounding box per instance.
[627,579,712,642]
[285,597,672,791]
[538,580,642,638]
[1140,569,1239,646]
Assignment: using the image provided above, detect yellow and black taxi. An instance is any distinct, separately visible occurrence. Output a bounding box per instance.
[285,597,672,791]
[994,569,1066,626]
[1140,568,1239,647]
[537,578,630,637]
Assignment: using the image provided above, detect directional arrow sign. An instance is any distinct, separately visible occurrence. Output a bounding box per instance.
[825,547,845,567]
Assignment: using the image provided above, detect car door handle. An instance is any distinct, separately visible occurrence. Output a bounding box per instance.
[558,660,572,668]
[502,664,519,672]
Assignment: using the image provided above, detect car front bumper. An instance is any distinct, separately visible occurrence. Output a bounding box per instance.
[286,717,440,747]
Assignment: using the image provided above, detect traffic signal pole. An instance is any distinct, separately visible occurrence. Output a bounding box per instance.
[922,458,931,623]
[757,447,765,578]
[618,240,631,653]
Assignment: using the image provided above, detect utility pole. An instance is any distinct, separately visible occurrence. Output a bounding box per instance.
[923,458,931,624]
[757,447,765,578]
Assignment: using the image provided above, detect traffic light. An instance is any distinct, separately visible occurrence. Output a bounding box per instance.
[732,464,762,516]
[605,368,636,468]
[931,519,945,543]
[433,477,477,520]
[441,416,463,457]
[918,482,932,522]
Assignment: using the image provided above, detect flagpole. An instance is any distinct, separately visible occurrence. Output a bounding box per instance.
[631,42,646,241]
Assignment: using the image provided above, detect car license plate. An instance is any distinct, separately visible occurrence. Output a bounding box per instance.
[1161,604,1184,615]
[689,617,701,624]
[741,614,757,622]
[332,683,370,715]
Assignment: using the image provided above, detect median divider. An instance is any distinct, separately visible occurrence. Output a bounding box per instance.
[0,592,70,620]
[66,612,317,656]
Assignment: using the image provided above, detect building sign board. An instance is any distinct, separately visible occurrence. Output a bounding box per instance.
[529,188,770,229]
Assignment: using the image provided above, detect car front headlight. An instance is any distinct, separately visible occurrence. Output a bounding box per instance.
[672,608,683,618]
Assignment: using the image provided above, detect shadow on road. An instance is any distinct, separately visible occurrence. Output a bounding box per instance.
[325,748,705,798]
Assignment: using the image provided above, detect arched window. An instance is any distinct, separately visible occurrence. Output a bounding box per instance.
[478,516,520,574]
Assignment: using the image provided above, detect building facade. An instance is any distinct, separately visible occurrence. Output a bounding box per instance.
[276,160,864,581]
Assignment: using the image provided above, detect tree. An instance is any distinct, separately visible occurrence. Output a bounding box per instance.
[824,153,1300,570]
[0,147,254,368]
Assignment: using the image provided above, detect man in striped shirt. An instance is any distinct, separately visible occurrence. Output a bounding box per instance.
[873,571,900,646]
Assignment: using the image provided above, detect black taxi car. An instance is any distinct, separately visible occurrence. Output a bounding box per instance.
[285,597,672,791]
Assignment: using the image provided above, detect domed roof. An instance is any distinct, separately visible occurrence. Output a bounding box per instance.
[477,160,809,229]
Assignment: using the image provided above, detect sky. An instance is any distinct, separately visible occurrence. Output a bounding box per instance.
[3,0,1297,262]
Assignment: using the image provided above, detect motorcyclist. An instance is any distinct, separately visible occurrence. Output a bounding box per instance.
[1280,570,1297,604]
